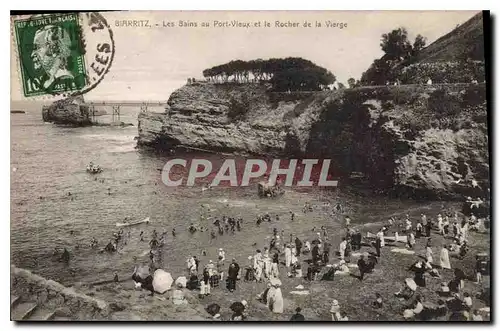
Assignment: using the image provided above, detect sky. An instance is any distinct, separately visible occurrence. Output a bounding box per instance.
[10,10,479,101]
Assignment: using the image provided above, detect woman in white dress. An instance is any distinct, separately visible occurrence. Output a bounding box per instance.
[253,250,264,282]
[267,280,284,313]
[284,244,292,268]
[440,245,451,269]
[263,251,272,279]
[437,214,444,235]
[426,244,433,264]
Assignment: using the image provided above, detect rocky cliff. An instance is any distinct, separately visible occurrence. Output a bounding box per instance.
[42,95,92,126]
[11,265,109,320]
[137,82,489,199]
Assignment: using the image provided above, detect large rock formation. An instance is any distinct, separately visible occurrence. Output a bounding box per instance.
[138,83,293,154]
[42,95,92,126]
[137,82,489,200]
[11,265,109,320]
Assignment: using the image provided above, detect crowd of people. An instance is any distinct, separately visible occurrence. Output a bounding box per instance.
[54,199,489,321]
[170,202,489,321]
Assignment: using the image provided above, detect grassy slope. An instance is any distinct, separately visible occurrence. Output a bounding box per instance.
[414,12,484,63]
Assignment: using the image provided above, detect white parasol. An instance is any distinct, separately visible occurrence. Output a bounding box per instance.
[405,278,417,291]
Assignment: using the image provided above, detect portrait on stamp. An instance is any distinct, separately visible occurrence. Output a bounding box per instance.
[14,14,87,96]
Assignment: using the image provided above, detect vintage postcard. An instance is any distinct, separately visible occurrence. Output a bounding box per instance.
[10,10,490,322]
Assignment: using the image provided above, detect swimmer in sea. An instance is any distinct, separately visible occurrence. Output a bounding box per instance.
[61,248,70,264]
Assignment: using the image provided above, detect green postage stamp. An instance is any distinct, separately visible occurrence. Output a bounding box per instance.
[13,14,87,97]
[12,12,115,98]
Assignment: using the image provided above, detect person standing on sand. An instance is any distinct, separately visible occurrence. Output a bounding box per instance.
[217,256,225,283]
[421,213,427,226]
[253,250,264,282]
[295,236,302,256]
[200,267,211,297]
[405,216,412,233]
[357,255,367,281]
[415,222,423,238]
[426,243,434,264]
[270,253,280,278]
[186,256,196,274]
[193,256,200,272]
[345,216,351,228]
[323,240,331,264]
[378,228,385,247]
[227,259,240,292]
[437,214,444,235]
[284,244,292,269]
[407,231,415,249]
[263,248,272,278]
[290,245,298,277]
[425,221,432,238]
[461,219,469,241]
[316,232,323,248]
[321,226,328,238]
[452,221,459,239]
[375,233,382,257]
[218,248,226,262]
[268,280,284,313]
[312,242,321,265]
[339,237,347,261]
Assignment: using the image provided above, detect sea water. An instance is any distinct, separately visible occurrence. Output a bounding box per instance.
[10,102,441,287]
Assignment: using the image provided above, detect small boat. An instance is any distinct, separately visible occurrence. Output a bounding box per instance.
[367,232,407,243]
[86,163,103,174]
[116,217,150,228]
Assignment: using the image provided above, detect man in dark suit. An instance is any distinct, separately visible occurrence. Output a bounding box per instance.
[312,242,321,265]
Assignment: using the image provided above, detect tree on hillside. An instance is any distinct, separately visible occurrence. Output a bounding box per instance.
[360,57,393,86]
[347,78,356,89]
[380,28,413,61]
[412,34,427,55]
[360,28,427,86]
